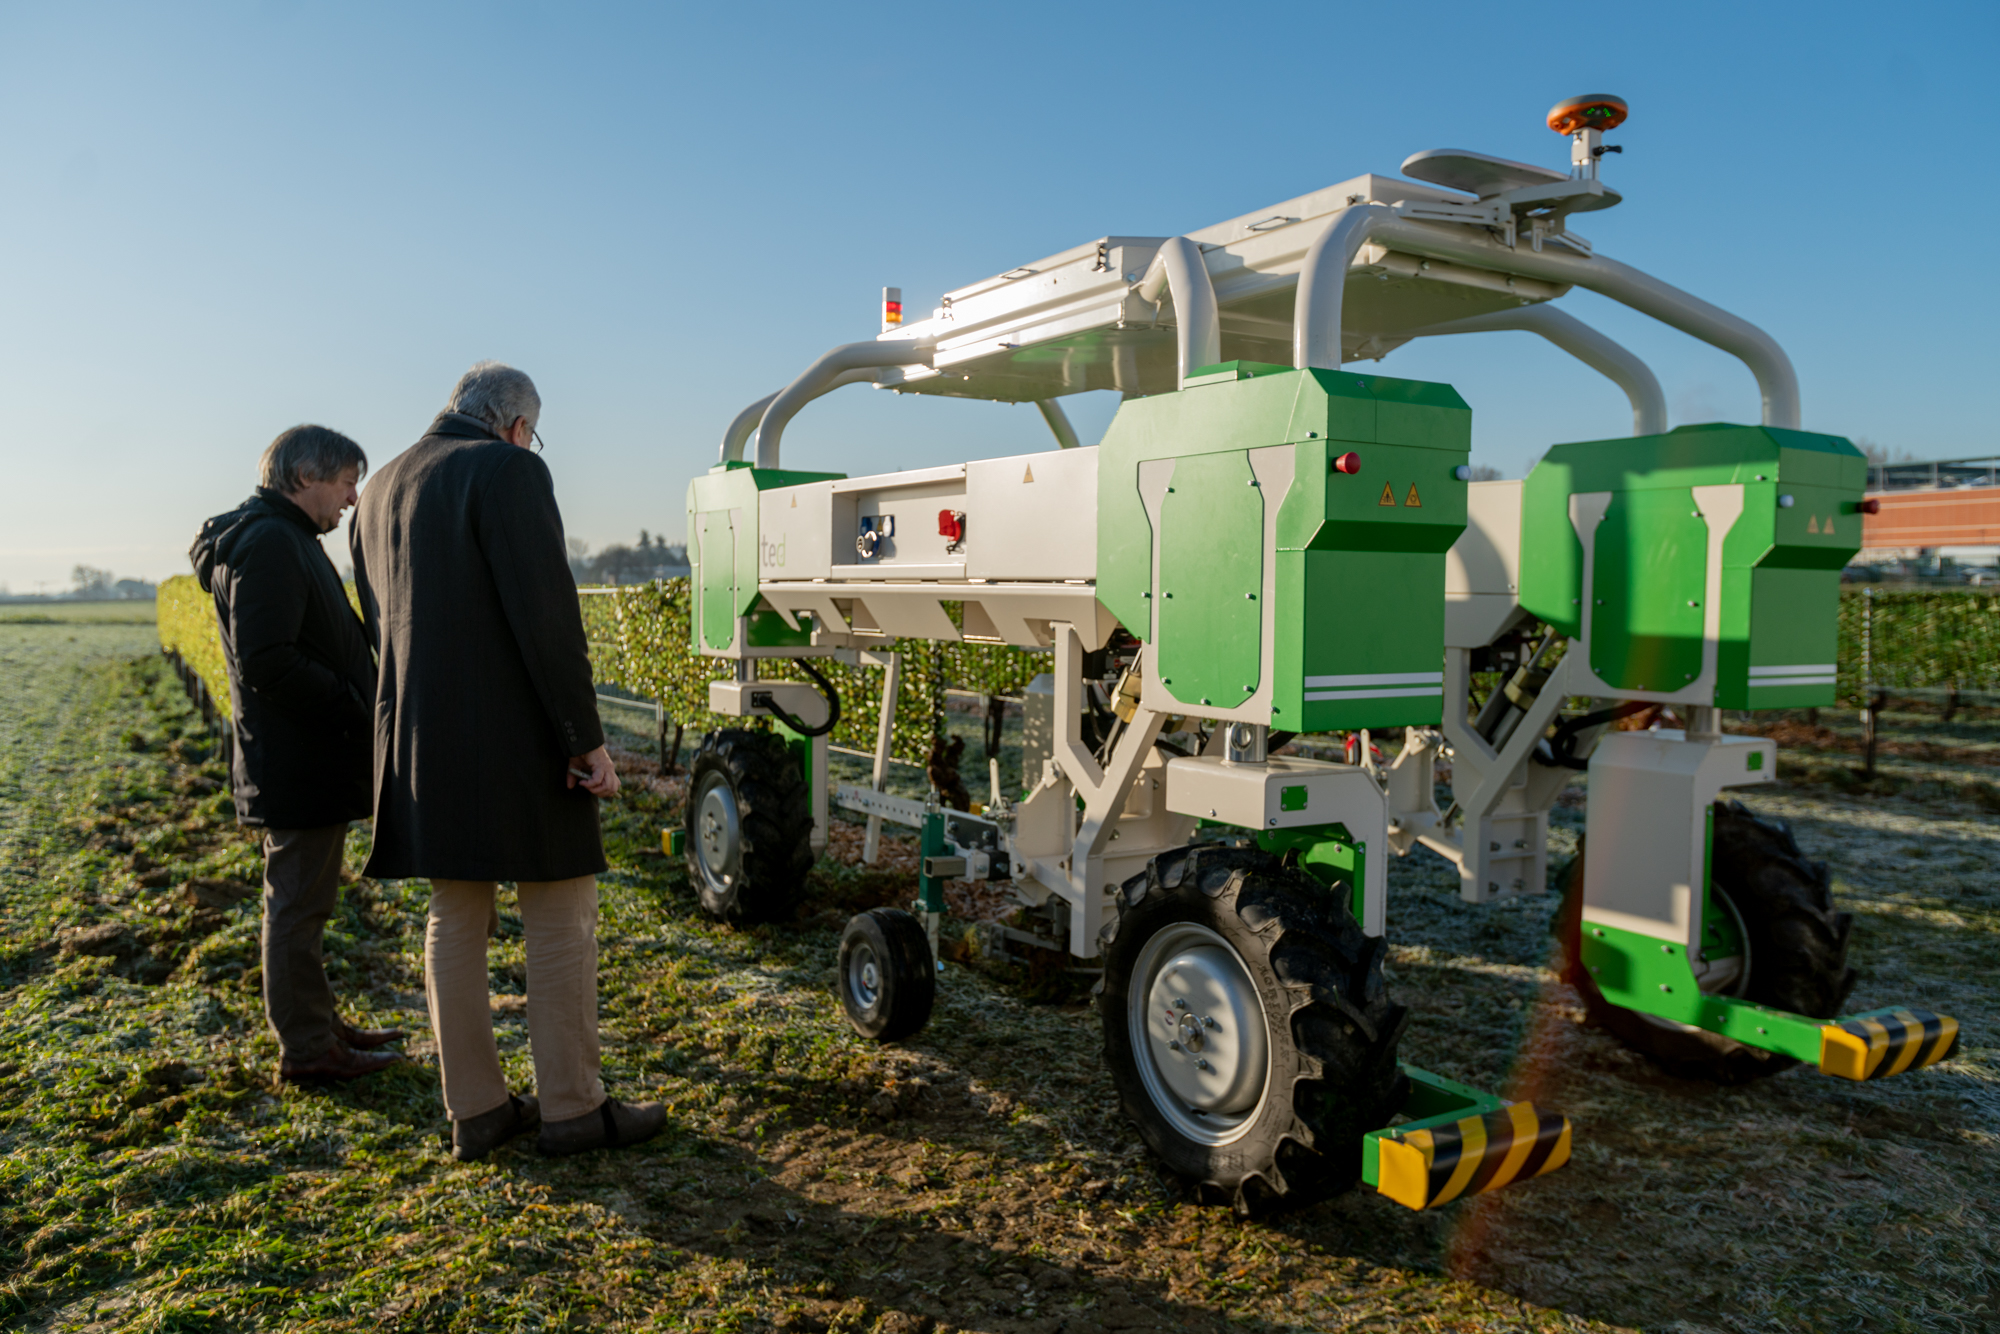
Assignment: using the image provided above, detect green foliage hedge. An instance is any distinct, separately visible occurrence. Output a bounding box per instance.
[581,582,1047,766]
[1840,588,2000,695]
[157,574,231,709]
[161,576,1996,752]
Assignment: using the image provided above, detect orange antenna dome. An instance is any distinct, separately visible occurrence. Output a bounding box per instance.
[1548,94,1628,136]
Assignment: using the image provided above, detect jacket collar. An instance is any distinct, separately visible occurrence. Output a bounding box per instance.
[253,487,324,537]
[427,410,503,443]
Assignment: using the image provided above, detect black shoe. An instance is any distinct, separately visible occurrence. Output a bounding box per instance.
[537,1098,665,1157]
[452,1094,541,1162]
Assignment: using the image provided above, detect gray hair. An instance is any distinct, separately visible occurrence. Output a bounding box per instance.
[447,360,541,436]
[260,425,367,493]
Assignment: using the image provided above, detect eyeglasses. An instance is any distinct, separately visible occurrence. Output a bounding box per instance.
[532,428,546,454]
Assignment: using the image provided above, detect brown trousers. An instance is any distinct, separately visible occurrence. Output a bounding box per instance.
[261,824,350,1062]
[425,877,605,1124]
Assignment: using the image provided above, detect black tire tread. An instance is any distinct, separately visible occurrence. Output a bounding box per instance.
[1555,800,1857,1083]
[1098,844,1407,1216]
[839,907,936,1042]
[684,729,814,924]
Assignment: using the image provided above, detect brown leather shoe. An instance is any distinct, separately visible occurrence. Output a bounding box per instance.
[280,1039,399,1083]
[334,1017,407,1050]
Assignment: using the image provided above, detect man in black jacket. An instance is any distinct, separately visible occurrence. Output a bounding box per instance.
[191,425,404,1083]
[352,361,663,1162]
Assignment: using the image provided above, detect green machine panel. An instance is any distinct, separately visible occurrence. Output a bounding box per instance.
[1590,488,1709,693]
[686,461,844,655]
[1099,361,1470,729]
[1518,424,1864,707]
[1156,449,1265,708]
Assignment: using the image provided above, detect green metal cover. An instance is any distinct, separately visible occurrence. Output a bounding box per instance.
[1098,362,1470,729]
[686,462,844,655]
[1518,424,1864,707]
[1156,450,1264,708]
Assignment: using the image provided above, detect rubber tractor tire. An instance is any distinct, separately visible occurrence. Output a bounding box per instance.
[1098,843,1408,1216]
[838,907,936,1041]
[1555,799,1857,1083]
[684,728,815,924]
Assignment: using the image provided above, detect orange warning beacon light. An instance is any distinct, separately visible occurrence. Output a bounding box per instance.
[882,286,904,330]
[1547,93,1628,136]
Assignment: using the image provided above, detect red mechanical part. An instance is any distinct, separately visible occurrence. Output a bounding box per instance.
[938,508,966,542]
[1547,93,1628,136]
[1859,498,1882,515]
[1332,452,1362,475]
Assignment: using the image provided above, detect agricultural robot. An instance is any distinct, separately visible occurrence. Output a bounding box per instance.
[680,96,1959,1215]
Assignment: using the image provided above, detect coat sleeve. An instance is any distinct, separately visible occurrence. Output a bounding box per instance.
[476,450,606,758]
[229,525,362,725]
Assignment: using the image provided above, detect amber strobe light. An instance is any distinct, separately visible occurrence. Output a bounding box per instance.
[882,286,903,330]
[1547,93,1628,135]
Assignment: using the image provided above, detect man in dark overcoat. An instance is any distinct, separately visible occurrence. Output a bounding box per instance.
[190,425,405,1083]
[350,360,665,1162]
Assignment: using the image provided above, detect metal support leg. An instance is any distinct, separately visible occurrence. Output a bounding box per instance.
[1052,626,1165,957]
[863,651,901,866]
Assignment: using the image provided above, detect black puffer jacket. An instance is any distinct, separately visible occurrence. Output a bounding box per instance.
[190,489,376,828]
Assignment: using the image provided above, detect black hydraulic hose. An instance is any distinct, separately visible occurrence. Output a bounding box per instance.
[752,658,842,738]
[1538,699,1654,770]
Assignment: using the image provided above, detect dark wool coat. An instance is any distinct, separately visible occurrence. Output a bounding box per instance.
[349,412,606,882]
[189,490,376,829]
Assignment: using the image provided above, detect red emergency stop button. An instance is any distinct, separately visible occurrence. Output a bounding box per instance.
[1333,452,1362,474]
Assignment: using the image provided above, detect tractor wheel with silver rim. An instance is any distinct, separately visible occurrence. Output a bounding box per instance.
[684,729,814,924]
[838,907,935,1041]
[1555,799,1857,1083]
[1098,843,1408,1216]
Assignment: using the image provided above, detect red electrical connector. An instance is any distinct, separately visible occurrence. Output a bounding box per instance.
[1333,452,1362,474]
[938,509,966,546]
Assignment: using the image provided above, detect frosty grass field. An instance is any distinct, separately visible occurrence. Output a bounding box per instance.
[0,616,1992,1332]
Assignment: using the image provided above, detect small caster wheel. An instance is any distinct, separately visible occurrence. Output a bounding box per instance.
[838,908,935,1041]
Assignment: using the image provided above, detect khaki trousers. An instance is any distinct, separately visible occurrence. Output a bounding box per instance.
[425,876,605,1124]
[262,825,351,1061]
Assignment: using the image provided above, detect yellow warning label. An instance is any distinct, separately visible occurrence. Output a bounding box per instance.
[1023,464,1036,483]
[1379,482,1397,506]
[1823,516,1834,536]
[1808,514,1819,533]
[1405,483,1423,508]
[790,495,797,507]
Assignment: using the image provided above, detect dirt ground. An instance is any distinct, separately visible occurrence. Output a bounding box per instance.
[1,627,1992,1332]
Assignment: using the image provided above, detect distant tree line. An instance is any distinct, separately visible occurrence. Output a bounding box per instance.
[568,531,689,586]
[0,566,158,602]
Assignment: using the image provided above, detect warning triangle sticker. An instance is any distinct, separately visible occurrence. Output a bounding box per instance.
[1379,482,1397,506]
[1023,464,1036,483]
[790,495,797,507]
[1822,516,1834,536]
[1405,483,1423,508]
[1807,514,1820,533]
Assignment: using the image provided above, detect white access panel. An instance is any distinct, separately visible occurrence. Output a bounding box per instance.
[1445,479,1525,649]
[964,447,1098,581]
[756,480,836,580]
[1161,754,1389,936]
[1581,730,1776,947]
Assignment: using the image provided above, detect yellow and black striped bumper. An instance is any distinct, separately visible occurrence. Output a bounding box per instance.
[1375,1103,1571,1211]
[1818,1008,1958,1080]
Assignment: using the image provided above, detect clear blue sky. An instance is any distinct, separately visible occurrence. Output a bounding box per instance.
[1,1,1993,592]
